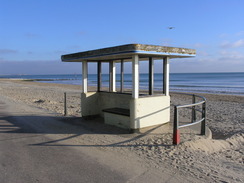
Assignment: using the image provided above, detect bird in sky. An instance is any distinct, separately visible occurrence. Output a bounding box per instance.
[167,27,175,29]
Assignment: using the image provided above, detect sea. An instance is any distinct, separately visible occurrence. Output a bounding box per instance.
[1,72,244,95]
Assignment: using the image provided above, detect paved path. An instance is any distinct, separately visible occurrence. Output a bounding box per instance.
[0,96,200,183]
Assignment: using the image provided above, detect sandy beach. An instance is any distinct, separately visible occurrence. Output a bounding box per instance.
[0,79,243,182]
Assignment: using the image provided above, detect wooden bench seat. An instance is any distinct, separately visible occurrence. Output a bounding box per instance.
[102,108,130,117]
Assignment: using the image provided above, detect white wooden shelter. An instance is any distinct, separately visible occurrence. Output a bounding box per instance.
[61,44,196,131]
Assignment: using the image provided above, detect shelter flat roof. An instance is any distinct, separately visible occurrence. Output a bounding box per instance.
[61,44,196,62]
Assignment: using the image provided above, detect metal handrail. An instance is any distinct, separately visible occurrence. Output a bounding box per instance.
[176,100,205,108]
[173,93,206,145]
[179,118,205,128]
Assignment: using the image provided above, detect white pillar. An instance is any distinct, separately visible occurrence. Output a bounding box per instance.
[112,61,116,92]
[163,57,170,96]
[109,61,116,92]
[82,61,88,93]
[132,55,139,98]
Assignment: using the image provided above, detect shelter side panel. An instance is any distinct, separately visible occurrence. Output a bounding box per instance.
[130,96,170,129]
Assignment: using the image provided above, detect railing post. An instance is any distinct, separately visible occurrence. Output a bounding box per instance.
[173,106,180,145]
[192,94,196,123]
[201,102,206,135]
[80,93,82,117]
[64,92,67,116]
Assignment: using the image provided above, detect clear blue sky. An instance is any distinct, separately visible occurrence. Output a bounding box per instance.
[0,0,244,75]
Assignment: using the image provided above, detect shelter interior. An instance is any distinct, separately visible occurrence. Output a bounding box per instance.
[62,44,196,130]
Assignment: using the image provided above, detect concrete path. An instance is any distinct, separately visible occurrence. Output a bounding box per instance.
[0,96,200,183]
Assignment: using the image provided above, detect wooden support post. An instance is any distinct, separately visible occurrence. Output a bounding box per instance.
[64,92,67,116]
[80,92,82,117]
[109,61,112,92]
[149,57,154,95]
[120,59,124,92]
[97,61,101,92]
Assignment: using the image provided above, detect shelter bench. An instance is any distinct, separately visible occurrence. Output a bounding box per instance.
[102,108,130,116]
[102,108,130,129]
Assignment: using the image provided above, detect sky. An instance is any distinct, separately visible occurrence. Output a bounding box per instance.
[0,0,244,75]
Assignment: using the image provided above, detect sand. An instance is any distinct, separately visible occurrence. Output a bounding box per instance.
[0,79,243,182]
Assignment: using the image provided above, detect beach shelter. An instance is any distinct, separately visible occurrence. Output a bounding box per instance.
[61,44,196,131]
